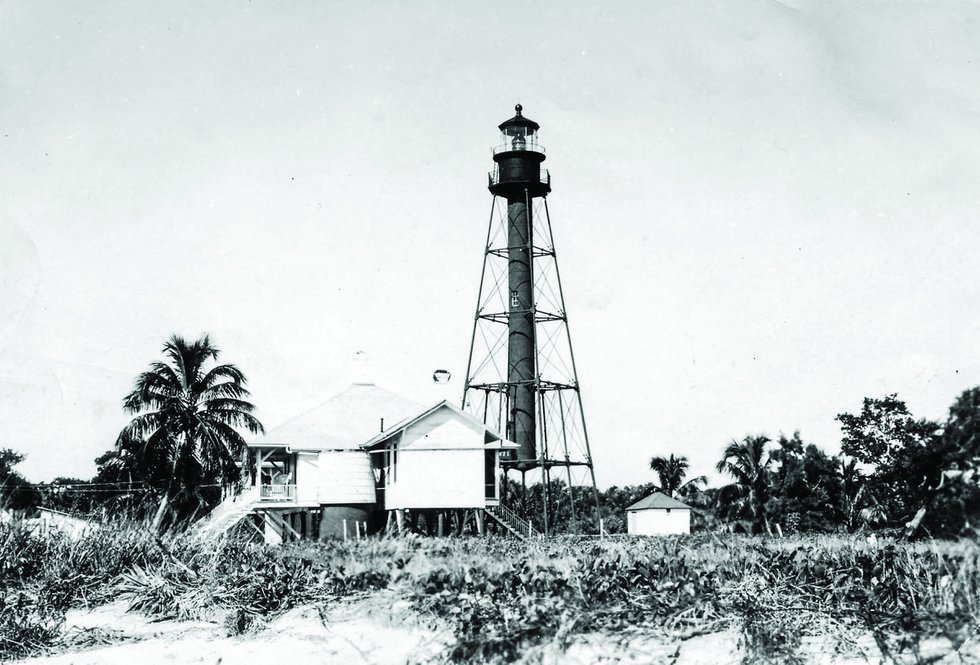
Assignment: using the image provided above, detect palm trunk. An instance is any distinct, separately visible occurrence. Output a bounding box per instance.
[153,432,186,532]
[150,493,169,532]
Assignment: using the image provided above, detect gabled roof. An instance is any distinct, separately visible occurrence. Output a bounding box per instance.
[626,492,692,511]
[359,400,517,450]
[255,383,424,451]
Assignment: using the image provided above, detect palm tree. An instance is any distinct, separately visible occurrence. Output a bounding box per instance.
[649,454,706,498]
[120,334,264,527]
[716,435,772,534]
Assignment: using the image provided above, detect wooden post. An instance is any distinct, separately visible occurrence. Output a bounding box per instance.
[475,509,484,536]
[437,512,445,537]
[304,511,313,539]
[396,509,404,534]
[343,519,348,541]
[385,510,395,536]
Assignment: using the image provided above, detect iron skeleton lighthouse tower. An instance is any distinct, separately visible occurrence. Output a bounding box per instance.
[462,105,600,534]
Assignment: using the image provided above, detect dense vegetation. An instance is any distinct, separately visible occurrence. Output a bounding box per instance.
[2,523,978,662]
[513,390,980,539]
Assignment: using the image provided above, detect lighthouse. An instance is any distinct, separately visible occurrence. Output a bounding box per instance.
[463,105,599,534]
[489,105,548,463]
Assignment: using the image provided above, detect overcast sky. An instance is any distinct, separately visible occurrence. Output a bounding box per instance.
[3,1,980,488]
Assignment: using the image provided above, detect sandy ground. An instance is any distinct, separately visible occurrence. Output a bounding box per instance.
[12,597,980,665]
[14,595,448,665]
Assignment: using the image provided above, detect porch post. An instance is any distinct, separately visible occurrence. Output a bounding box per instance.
[385,510,395,535]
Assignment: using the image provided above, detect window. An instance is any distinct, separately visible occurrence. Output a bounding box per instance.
[485,450,497,499]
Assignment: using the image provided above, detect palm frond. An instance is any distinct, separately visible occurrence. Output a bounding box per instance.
[201,408,265,434]
[200,363,247,390]
[199,381,251,401]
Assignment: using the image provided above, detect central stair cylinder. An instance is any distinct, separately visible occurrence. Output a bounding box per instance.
[507,197,536,461]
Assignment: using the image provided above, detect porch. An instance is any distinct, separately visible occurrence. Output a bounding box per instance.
[259,483,297,502]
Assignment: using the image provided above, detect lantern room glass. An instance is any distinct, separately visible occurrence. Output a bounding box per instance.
[495,126,544,155]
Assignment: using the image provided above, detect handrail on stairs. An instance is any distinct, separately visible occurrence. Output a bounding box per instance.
[487,504,541,538]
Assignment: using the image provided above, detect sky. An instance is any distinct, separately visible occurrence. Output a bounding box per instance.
[2,1,980,489]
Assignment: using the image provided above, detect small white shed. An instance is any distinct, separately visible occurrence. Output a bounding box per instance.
[626,492,692,535]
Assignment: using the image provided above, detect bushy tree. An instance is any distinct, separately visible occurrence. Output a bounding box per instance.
[766,432,843,533]
[836,392,979,536]
[837,394,939,469]
[0,448,40,512]
[927,388,980,534]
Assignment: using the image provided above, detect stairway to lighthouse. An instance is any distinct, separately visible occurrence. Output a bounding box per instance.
[485,504,541,540]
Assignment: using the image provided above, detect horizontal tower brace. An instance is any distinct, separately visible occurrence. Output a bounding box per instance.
[485,246,556,259]
[467,381,579,392]
[476,310,567,324]
[501,460,594,469]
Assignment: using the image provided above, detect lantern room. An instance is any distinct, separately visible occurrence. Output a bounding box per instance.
[493,104,544,155]
[489,104,550,198]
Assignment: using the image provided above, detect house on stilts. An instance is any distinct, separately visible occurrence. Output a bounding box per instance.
[199,382,536,543]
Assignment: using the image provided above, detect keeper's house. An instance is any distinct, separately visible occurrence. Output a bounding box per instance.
[204,382,522,543]
[625,492,692,535]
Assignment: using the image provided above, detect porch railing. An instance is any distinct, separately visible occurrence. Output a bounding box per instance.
[259,484,296,502]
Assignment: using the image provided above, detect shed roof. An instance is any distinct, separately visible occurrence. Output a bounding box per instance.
[626,492,692,511]
[254,382,424,451]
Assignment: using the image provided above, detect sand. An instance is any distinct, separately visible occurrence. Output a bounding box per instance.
[12,597,979,664]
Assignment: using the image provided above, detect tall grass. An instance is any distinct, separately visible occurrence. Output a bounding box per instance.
[2,520,978,662]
